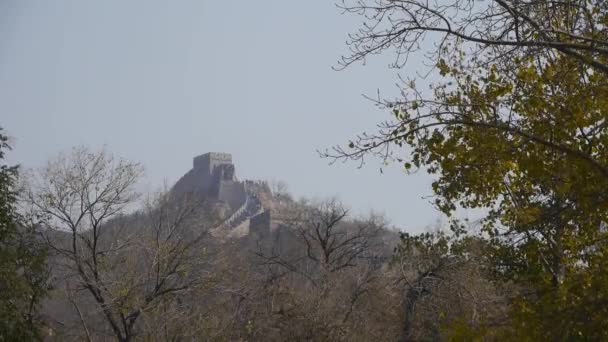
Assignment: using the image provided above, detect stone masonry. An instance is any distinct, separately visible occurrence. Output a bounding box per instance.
[172,152,272,238]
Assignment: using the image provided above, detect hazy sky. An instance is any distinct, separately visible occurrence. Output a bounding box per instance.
[0,0,445,231]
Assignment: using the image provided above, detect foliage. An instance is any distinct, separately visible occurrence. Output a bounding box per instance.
[19,146,512,341]
[393,231,511,340]
[0,128,47,341]
[326,0,608,337]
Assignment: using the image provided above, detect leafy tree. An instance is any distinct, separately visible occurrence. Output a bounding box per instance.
[0,128,47,341]
[327,0,608,337]
[392,231,511,341]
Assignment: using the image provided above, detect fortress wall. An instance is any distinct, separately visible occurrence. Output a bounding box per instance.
[175,153,235,198]
[194,153,232,174]
[172,167,213,195]
[249,210,271,237]
[218,181,246,211]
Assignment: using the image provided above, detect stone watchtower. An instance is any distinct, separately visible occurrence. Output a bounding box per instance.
[193,152,233,177]
[172,152,273,239]
[173,152,246,211]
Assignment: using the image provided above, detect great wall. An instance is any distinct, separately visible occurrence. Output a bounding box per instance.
[172,152,274,239]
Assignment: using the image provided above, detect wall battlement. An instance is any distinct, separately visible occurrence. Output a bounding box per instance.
[193,152,233,174]
[174,152,272,238]
[174,152,244,208]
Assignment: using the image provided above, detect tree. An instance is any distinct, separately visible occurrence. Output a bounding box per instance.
[125,189,218,341]
[269,180,293,205]
[253,199,391,341]
[391,231,510,340]
[23,147,216,341]
[337,0,608,74]
[0,128,47,341]
[326,0,608,337]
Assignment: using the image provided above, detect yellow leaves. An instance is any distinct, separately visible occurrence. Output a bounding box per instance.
[116,287,130,300]
[507,257,608,340]
[515,207,542,225]
[176,265,189,278]
[444,317,493,342]
[504,160,518,172]
[517,64,538,83]
[556,179,573,195]
[437,58,451,76]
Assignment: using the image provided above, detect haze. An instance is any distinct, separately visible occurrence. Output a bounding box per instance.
[0,0,440,231]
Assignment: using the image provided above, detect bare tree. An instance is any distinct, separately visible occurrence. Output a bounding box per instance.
[129,189,217,340]
[259,199,383,281]
[269,180,293,205]
[295,199,383,273]
[22,147,215,341]
[338,0,608,74]
[252,199,390,340]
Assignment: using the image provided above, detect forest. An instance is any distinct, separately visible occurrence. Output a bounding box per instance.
[3,0,608,340]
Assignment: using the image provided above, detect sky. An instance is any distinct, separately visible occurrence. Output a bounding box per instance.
[0,0,448,231]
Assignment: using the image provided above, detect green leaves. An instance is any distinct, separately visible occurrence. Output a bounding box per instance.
[0,128,48,341]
